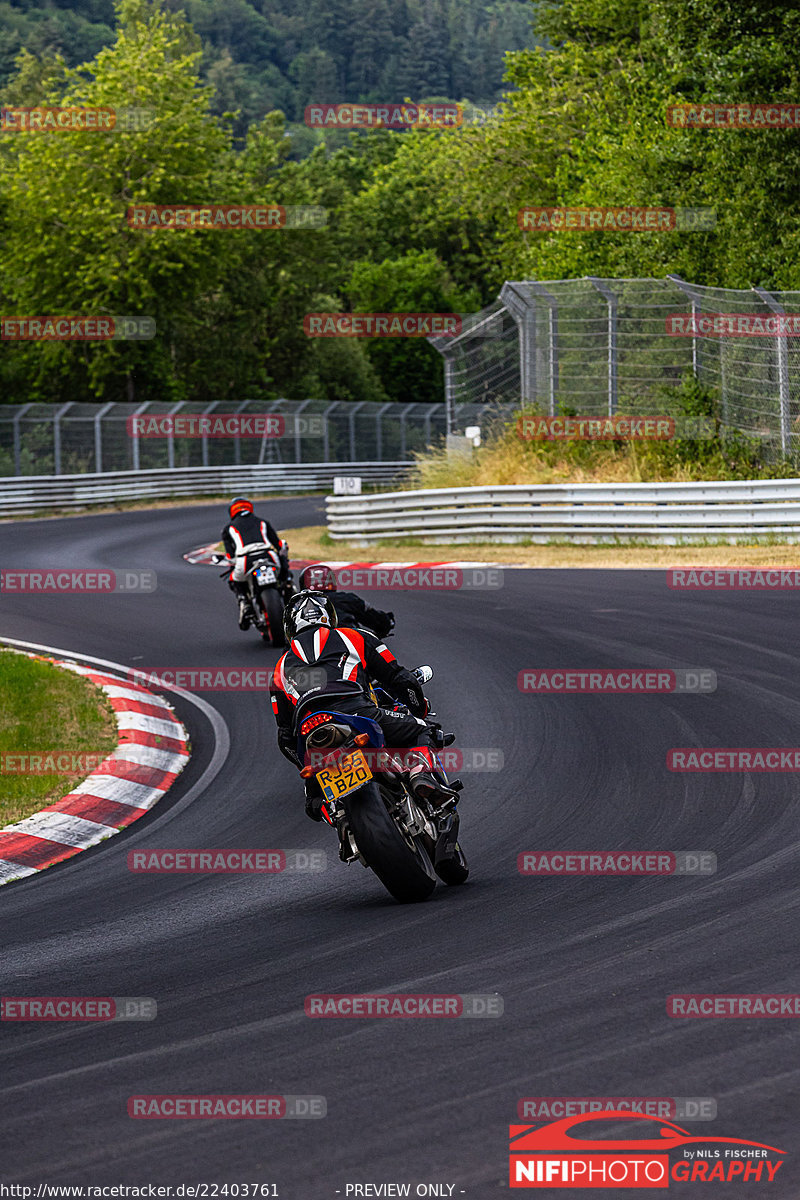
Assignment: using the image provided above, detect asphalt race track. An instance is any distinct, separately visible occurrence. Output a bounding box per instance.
[2,498,800,1195]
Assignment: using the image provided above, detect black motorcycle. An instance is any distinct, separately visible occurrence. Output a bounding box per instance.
[214,548,293,647]
[295,666,469,903]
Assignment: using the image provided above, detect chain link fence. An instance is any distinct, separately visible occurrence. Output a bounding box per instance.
[429,276,800,460]
[0,398,510,477]
[7,276,797,474]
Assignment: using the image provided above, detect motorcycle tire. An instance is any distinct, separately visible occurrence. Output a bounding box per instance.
[260,587,286,647]
[435,843,469,885]
[344,781,437,903]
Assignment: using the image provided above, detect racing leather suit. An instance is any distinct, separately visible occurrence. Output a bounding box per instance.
[331,592,394,638]
[269,625,438,811]
[221,512,290,602]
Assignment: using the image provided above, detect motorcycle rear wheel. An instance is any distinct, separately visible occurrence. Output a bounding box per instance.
[435,844,469,885]
[260,587,286,647]
[344,782,437,903]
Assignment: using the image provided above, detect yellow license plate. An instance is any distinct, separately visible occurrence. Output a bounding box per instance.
[317,748,373,803]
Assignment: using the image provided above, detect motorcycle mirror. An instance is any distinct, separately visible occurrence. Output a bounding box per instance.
[414,665,434,684]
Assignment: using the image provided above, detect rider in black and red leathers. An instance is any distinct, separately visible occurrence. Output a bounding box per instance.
[222,496,292,628]
[270,590,448,820]
[298,563,394,638]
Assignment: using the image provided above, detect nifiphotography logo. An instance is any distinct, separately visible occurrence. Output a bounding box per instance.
[508,1111,785,1187]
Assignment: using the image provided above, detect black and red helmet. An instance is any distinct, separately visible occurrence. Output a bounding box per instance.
[283,590,338,641]
[229,496,253,519]
[299,563,337,592]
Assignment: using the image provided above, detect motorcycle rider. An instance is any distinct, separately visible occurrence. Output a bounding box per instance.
[269,589,452,821]
[298,563,395,638]
[222,497,293,630]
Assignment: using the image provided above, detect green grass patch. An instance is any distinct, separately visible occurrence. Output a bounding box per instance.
[0,649,118,828]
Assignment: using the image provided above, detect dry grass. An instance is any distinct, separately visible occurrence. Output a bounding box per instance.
[283,525,800,569]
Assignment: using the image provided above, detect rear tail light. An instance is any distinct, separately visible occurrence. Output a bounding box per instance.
[300,712,333,736]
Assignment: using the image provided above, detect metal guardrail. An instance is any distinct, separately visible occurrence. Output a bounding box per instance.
[326,479,800,544]
[0,462,412,518]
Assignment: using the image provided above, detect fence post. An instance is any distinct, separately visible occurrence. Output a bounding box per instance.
[259,399,285,464]
[423,403,440,447]
[516,282,560,414]
[398,402,415,459]
[322,400,339,462]
[201,401,220,467]
[94,402,114,473]
[293,398,312,463]
[232,398,251,466]
[588,279,618,416]
[166,401,184,470]
[348,402,366,460]
[12,403,34,476]
[443,349,457,434]
[375,401,393,459]
[753,286,791,456]
[500,282,540,408]
[52,402,74,475]
[130,402,150,471]
[668,274,701,380]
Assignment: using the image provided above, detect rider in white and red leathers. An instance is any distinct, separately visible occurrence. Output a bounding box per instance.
[222,496,291,628]
[270,590,448,820]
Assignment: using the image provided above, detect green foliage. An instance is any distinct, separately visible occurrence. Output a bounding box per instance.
[0,0,537,140]
[2,0,799,421]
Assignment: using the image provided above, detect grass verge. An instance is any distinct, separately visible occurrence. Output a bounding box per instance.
[0,649,118,828]
[283,525,800,570]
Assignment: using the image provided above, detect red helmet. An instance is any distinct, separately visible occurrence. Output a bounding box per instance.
[299,563,337,592]
[229,496,253,519]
